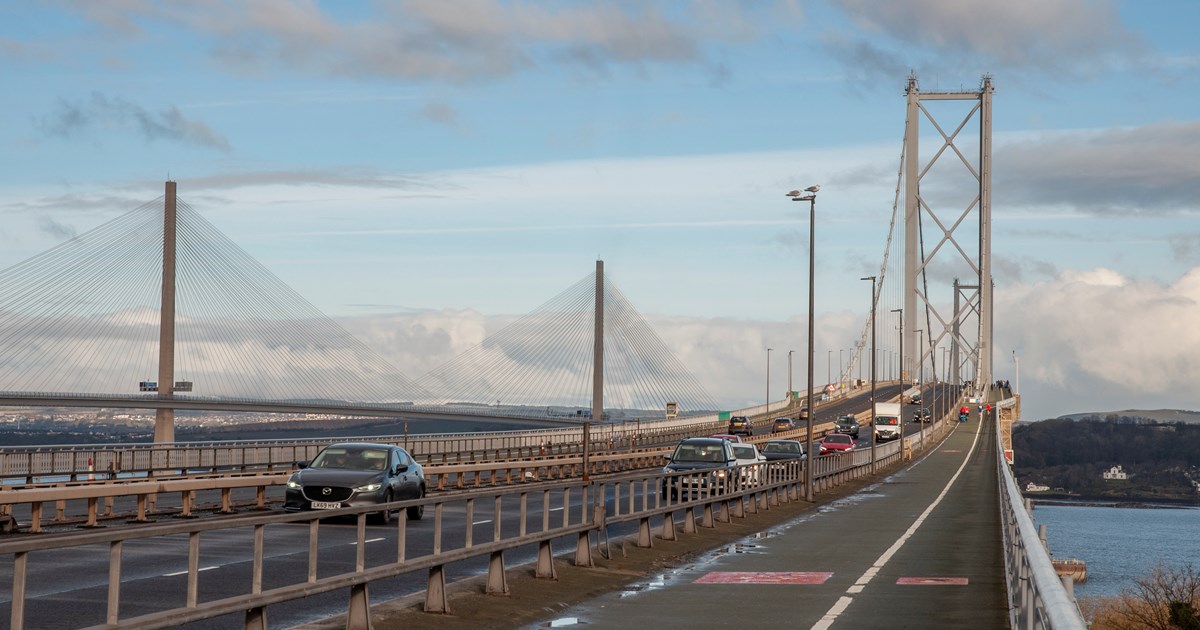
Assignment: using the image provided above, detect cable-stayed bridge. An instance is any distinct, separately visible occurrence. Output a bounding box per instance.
[0,191,721,439]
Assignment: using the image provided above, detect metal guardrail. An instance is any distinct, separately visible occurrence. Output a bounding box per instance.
[2,416,953,630]
[0,388,866,484]
[995,396,1087,629]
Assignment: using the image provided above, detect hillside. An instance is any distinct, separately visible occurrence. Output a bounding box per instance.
[1013,417,1200,503]
[1055,409,1200,424]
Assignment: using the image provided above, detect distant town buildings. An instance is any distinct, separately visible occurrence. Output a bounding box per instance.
[1025,481,1050,492]
[1102,465,1128,481]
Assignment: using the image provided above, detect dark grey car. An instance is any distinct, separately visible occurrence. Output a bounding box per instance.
[834,415,860,438]
[661,437,736,499]
[284,442,426,523]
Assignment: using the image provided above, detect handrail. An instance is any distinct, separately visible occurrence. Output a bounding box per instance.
[995,396,1086,629]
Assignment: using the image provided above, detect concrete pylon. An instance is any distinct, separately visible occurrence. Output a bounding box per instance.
[154,180,177,444]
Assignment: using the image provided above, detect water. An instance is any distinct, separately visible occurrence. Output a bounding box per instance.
[1033,503,1200,598]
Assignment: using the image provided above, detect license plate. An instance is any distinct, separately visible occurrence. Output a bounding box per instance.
[311,501,342,510]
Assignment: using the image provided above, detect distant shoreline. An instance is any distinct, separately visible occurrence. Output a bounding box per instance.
[1028,496,1200,509]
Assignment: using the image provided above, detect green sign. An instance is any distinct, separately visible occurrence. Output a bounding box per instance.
[718,411,732,421]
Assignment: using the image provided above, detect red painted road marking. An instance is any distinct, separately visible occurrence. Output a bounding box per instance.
[695,571,833,584]
[896,577,969,585]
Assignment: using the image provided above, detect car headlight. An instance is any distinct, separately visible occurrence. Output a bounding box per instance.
[287,475,301,489]
[715,469,727,479]
[355,482,382,493]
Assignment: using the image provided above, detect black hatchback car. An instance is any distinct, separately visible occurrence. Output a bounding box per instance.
[834,415,860,438]
[728,416,753,435]
[284,442,426,523]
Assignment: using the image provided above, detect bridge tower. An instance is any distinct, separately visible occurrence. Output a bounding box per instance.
[903,75,994,394]
[591,259,604,424]
[154,180,177,443]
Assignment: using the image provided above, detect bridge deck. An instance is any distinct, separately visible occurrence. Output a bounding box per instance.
[529,417,1007,628]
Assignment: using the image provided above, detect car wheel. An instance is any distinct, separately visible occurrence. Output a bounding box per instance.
[406,486,425,521]
[377,489,394,525]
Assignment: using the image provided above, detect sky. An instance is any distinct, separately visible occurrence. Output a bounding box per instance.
[3,0,1200,421]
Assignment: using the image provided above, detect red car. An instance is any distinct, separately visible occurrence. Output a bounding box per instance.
[819,433,855,455]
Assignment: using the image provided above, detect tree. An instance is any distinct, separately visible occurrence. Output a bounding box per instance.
[1083,563,1200,629]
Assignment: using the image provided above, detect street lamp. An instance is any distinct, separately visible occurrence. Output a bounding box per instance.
[861,276,877,473]
[890,307,904,459]
[786,183,819,501]
[890,308,903,385]
[766,347,773,417]
[914,328,924,449]
[839,348,844,397]
[787,349,795,401]
[826,349,832,399]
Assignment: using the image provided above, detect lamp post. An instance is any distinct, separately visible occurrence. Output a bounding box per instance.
[839,348,844,397]
[915,328,924,387]
[1013,350,1020,395]
[766,347,773,417]
[826,349,832,400]
[787,349,795,402]
[861,276,877,473]
[890,307,904,458]
[787,184,819,501]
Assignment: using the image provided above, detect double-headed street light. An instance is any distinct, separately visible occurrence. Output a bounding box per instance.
[786,184,819,501]
[861,275,877,473]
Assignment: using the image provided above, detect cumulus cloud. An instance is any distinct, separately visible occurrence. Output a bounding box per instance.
[998,266,1200,419]
[827,0,1143,81]
[36,92,232,152]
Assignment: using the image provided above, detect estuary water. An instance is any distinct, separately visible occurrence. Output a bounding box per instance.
[1032,503,1200,598]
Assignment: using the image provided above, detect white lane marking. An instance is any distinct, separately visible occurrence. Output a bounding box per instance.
[163,566,218,577]
[550,507,564,512]
[472,519,493,525]
[349,537,385,545]
[811,418,984,630]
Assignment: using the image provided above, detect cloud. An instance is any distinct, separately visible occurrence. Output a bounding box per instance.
[36,92,232,152]
[418,101,461,128]
[827,0,1143,81]
[994,122,1200,215]
[998,266,1200,419]
[69,1,740,82]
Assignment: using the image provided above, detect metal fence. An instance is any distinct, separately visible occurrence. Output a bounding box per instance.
[1,416,951,630]
[994,396,1087,629]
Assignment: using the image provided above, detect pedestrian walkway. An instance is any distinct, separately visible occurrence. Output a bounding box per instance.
[531,417,1008,629]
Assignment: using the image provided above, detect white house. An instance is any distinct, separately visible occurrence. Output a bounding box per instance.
[1102,465,1128,481]
[1025,482,1049,492]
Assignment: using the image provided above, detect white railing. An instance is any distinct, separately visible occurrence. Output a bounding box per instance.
[995,396,1087,629]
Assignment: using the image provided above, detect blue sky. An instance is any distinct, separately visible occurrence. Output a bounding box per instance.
[3,1,1200,420]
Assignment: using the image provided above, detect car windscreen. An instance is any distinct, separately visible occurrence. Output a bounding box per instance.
[673,444,724,462]
[875,417,899,425]
[311,447,389,471]
[731,445,756,459]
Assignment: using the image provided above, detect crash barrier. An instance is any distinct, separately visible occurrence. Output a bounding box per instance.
[0,435,825,533]
[1,417,955,630]
[0,386,867,486]
[995,397,1087,629]
[0,410,911,533]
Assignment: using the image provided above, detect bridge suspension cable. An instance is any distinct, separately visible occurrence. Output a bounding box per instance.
[415,269,719,417]
[0,194,433,404]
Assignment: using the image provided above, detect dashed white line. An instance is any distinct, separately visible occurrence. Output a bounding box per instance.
[811,419,984,629]
[163,566,218,577]
[349,537,386,545]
